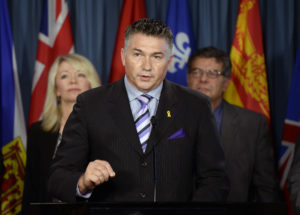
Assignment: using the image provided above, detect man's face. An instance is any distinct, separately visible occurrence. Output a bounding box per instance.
[121,33,173,93]
[187,57,230,108]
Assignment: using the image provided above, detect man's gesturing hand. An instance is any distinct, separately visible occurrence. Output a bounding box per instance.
[78,160,116,195]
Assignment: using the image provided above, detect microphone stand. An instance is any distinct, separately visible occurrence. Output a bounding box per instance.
[151,116,157,202]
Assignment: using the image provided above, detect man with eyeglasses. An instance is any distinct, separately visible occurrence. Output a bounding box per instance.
[187,46,279,202]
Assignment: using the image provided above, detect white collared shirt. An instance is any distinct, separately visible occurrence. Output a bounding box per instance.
[77,76,163,198]
[124,75,162,119]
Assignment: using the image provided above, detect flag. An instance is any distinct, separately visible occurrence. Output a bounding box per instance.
[166,0,195,86]
[223,0,270,121]
[28,0,74,127]
[278,44,300,215]
[0,0,27,214]
[109,0,146,83]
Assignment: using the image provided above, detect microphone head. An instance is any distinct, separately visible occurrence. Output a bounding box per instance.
[151,116,156,127]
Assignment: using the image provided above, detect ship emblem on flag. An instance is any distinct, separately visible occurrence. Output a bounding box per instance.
[224,0,270,121]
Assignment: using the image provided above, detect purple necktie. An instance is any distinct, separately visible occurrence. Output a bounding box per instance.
[135,94,152,152]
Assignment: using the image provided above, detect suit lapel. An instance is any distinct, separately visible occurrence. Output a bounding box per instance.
[221,101,239,159]
[107,79,179,156]
[107,78,143,155]
[145,80,178,155]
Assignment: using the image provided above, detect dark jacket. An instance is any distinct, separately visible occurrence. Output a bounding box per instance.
[221,100,279,202]
[48,78,230,202]
[23,121,59,213]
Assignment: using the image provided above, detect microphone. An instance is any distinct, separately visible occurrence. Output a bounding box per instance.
[151,116,157,202]
[151,116,157,129]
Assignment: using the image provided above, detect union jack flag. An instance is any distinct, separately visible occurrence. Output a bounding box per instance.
[28,0,74,127]
[278,44,300,215]
[279,120,300,189]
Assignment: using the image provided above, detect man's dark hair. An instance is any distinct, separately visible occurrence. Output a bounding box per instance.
[124,18,173,53]
[187,46,232,78]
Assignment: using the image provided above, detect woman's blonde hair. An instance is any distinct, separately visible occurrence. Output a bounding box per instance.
[41,53,101,132]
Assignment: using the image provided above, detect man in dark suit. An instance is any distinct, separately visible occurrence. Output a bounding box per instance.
[48,19,229,203]
[187,46,279,202]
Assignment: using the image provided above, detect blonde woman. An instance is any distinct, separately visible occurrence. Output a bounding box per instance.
[23,54,101,208]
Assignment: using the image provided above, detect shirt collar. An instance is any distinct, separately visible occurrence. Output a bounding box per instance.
[213,100,224,134]
[214,100,223,115]
[124,75,163,101]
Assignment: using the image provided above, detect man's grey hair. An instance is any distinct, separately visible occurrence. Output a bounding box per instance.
[124,18,173,55]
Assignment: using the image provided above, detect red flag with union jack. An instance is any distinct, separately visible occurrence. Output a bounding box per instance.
[109,0,146,83]
[28,0,74,127]
[279,44,300,215]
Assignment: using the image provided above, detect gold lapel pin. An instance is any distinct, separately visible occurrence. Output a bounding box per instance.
[167,110,171,118]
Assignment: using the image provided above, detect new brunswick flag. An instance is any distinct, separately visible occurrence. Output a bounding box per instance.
[224,0,270,121]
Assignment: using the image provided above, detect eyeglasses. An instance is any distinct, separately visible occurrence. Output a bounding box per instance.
[189,68,223,79]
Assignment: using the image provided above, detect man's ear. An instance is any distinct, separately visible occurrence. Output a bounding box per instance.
[186,72,192,87]
[167,55,174,69]
[121,48,125,66]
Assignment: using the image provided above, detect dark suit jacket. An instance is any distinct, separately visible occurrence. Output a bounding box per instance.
[23,121,59,213]
[221,101,279,202]
[48,78,229,203]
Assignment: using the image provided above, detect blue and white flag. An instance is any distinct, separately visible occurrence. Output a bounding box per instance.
[166,0,195,86]
[1,0,27,213]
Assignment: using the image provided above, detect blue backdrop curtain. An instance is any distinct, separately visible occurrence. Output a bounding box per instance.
[7,0,300,154]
